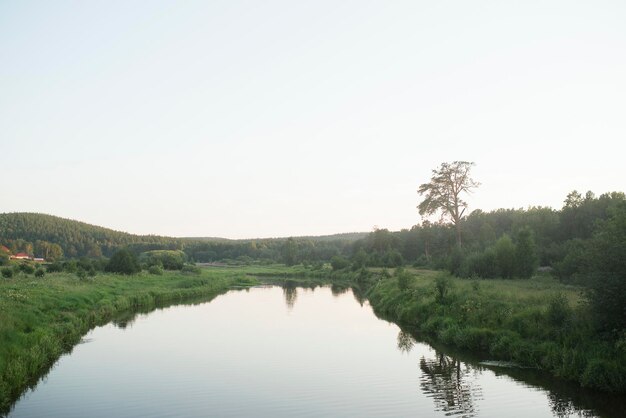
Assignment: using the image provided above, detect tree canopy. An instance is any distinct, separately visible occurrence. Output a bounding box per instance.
[418,161,480,246]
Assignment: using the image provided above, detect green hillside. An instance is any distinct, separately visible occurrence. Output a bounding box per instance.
[0,213,180,259]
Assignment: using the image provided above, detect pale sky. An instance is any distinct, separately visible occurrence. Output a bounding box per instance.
[1,1,625,238]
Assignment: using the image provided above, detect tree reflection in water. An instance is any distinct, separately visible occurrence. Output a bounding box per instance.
[397,330,415,354]
[419,349,482,418]
[282,285,298,310]
[396,329,481,416]
[397,329,609,418]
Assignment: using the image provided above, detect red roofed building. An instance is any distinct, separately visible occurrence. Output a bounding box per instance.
[0,245,10,254]
[10,253,31,260]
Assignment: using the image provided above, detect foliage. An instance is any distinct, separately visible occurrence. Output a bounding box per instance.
[494,235,516,279]
[18,262,36,275]
[434,274,452,304]
[584,202,626,333]
[418,161,480,246]
[34,268,45,278]
[105,249,141,275]
[140,250,186,270]
[395,267,412,290]
[148,265,164,275]
[1,267,13,278]
[366,269,626,393]
[0,212,180,258]
[330,255,350,271]
[514,227,538,279]
[181,264,201,275]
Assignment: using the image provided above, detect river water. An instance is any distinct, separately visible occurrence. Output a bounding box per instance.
[8,285,623,417]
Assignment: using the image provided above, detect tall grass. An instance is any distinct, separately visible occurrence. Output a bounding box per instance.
[365,269,626,393]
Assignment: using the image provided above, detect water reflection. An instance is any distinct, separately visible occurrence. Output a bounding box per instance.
[393,329,619,418]
[419,350,482,417]
[282,284,298,310]
[330,284,349,297]
[397,330,415,354]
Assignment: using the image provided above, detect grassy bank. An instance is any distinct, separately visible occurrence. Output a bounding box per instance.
[363,269,626,393]
[2,264,625,415]
[0,269,257,414]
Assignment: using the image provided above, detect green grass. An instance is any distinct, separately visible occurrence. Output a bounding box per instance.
[1,264,624,415]
[0,268,257,414]
[365,269,626,393]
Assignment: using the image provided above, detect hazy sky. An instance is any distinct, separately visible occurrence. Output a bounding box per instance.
[2,1,625,238]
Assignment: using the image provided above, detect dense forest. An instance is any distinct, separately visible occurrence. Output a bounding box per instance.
[1,190,624,275]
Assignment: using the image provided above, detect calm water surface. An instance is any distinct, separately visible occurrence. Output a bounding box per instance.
[8,286,623,417]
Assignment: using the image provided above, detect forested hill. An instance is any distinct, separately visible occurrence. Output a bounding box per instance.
[0,213,362,262]
[0,213,180,259]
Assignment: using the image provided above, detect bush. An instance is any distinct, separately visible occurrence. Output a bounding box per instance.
[434,274,452,304]
[1,267,13,278]
[141,250,186,270]
[148,265,164,275]
[494,235,516,279]
[330,256,350,271]
[46,262,63,273]
[395,267,412,290]
[105,249,141,275]
[19,263,36,275]
[547,293,571,328]
[181,264,201,275]
[63,260,78,273]
[34,268,45,278]
[515,227,538,279]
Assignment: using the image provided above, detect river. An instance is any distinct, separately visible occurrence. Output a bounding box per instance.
[7,285,623,417]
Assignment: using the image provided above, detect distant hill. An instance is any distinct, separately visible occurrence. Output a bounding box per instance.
[181,232,368,242]
[0,213,366,261]
[0,213,180,258]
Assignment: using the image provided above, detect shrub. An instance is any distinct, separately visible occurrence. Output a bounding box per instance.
[46,262,63,273]
[330,256,350,271]
[395,267,412,290]
[515,227,539,279]
[148,265,164,275]
[105,249,141,275]
[34,268,45,278]
[63,260,78,273]
[434,274,452,304]
[1,267,13,278]
[494,235,516,279]
[181,264,201,275]
[141,250,186,270]
[547,293,571,328]
[19,263,35,275]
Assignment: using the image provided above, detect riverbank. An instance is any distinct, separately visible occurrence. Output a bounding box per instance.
[0,269,257,415]
[262,266,626,394]
[360,269,626,394]
[2,264,625,415]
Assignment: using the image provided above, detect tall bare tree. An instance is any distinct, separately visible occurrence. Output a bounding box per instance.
[418,161,480,246]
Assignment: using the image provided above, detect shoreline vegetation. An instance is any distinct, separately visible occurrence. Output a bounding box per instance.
[2,264,625,417]
[0,268,258,415]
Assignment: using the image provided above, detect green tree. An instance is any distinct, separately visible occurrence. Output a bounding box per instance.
[418,161,480,246]
[585,202,626,332]
[282,237,297,266]
[514,227,538,278]
[494,234,516,279]
[105,249,141,275]
[330,255,350,271]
